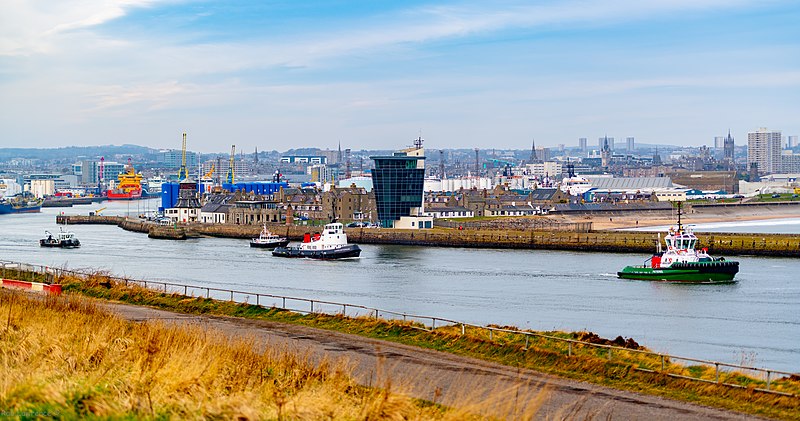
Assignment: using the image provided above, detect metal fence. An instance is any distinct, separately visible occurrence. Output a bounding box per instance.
[1,260,797,398]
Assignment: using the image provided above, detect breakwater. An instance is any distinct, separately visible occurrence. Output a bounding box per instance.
[56,215,800,257]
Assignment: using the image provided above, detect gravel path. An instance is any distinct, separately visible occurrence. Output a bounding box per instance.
[102,302,765,420]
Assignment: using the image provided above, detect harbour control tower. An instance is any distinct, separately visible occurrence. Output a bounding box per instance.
[370,138,432,229]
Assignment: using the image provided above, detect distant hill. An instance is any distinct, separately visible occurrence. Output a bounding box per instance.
[0,145,154,160]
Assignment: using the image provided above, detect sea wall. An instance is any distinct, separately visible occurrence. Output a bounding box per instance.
[57,216,800,257]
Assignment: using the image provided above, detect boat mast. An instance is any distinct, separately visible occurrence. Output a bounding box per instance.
[676,201,683,232]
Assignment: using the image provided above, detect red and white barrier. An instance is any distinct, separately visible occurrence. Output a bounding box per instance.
[0,279,62,295]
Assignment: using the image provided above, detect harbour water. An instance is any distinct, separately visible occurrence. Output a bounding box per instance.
[629,218,800,234]
[1,199,798,372]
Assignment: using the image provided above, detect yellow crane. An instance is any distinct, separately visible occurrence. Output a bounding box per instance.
[203,163,215,179]
[177,132,189,180]
[226,145,235,184]
[89,207,107,216]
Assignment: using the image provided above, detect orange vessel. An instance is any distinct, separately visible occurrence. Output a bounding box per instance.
[107,159,143,200]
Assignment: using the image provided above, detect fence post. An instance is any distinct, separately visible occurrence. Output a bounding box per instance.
[230,290,234,302]
[403,313,407,323]
[164,283,167,293]
[715,363,720,383]
[256,294,260,306]
[310,300,314,313]
[184,285,187,296]
[608,347,612,360]
[461,324,465,335]
[766,371,771,390]
[374,309,378,320]
[432,318,436,329]
[282,297,286,309]
[144,281,147,289]
[489,328,493,341]
[342,304,346,315]
[207,288,210,298]
[524,335,529,350]
[568,342,572,357]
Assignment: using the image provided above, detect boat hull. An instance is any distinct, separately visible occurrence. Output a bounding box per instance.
[250,239,290,249]
[0,202,42,214]
[272,244,361,259]
[106,189,143,200]
[618,261,739,283]
[39,239,81,248]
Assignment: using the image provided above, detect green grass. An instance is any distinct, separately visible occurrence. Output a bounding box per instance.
[49,272,800,421]
[750,193,800,202]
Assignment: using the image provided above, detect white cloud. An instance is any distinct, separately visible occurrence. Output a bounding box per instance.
[0,0,160,56]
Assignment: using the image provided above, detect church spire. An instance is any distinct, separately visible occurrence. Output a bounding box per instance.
[529,138,538,163]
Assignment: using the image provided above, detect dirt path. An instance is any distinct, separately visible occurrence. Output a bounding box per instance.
[102,302,764,420]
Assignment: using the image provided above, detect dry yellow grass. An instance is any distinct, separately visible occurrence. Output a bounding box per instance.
[0,290,566,420]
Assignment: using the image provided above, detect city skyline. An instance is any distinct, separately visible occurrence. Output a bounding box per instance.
[1,1,799,153]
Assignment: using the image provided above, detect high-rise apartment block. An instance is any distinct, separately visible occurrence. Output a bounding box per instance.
[598,137,614,151]
[747,128,781,174]
[788,135,798,149]
[578,137,587,152]
[714,136,725,149]
[626,137,635,151]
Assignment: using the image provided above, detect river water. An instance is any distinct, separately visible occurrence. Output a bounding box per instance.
[1,199,798,372]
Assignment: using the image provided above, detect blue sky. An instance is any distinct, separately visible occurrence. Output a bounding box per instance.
[1,0,798,153]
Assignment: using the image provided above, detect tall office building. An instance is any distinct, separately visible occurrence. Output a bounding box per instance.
[788,135,798,149]
[747,128,782,174]
[626,137,635,151]
[370,143,426,228]
[578,137,587,153]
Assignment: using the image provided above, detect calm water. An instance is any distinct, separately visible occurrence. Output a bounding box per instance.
[630,218,800,234]
[1,199,799,372]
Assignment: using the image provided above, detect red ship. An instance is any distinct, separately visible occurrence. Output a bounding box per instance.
[107,159,143,200]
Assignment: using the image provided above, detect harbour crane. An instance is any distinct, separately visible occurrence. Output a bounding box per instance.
[89,207,107,216]
[177,132,189,180]
[203,163,215,179]
[226,145,235,184]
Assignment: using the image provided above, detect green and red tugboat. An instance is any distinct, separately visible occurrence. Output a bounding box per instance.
[617,203,739,283]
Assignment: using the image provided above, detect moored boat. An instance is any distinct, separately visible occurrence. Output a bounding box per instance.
[0,193,43,215]
[272,223,361,259]
[617,202,738,283]
[107,158,143,200]
[250,224,290,249]
[40,228,81,248]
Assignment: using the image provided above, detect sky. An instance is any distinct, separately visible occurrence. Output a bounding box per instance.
[1,0,799,153]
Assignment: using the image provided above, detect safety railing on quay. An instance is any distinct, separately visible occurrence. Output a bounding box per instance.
[1,260,797,398]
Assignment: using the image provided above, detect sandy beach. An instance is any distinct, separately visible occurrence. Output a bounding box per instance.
[552,204,800,231]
